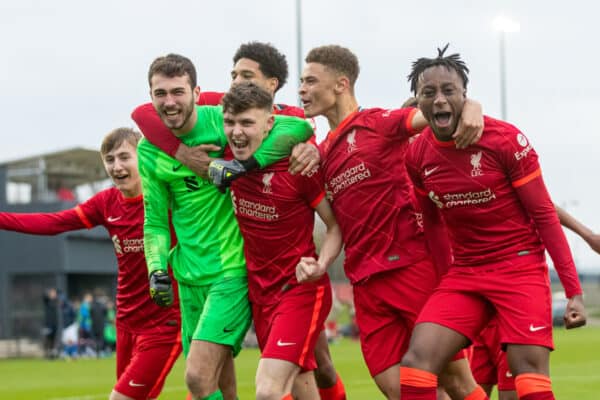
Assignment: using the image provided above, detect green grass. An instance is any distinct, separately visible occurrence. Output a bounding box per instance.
[0,327,599,399]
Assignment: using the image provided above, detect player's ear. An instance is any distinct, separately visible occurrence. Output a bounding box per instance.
[193,86,201,102]
[334,75,350,95]
[266,114,275,133]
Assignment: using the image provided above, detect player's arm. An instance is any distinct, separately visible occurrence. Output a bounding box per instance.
[409,98,483,148]
[556,204,600,254]
[514,176,586,329]
[0,208,88,235]
[138,142,175,307]
[131,103,221,178]
[137,142,172,275]
[415,191,452,279]
[296,197,342,283]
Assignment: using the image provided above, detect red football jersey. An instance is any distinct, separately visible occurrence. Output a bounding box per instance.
[406,116,548,268]
[319,107,428,284]
[230,160,327,305]
[0,188,180,333]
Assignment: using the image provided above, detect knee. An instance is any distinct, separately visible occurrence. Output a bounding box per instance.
[185,366,212,397]
[255,378,281,400]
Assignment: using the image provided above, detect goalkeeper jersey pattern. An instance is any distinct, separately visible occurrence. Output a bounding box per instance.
[318,107,428,284]
[138,105,246,286]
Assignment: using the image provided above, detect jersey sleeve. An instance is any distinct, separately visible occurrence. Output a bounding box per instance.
[514,173,582,298]
[299,168,326,209]
[374,107,420,141]
[252,116,314,168]
[131,103,181,158]
[198,91,224,105]
[496,129,541,187]
[0,207,90,235]
[137,139,172,275]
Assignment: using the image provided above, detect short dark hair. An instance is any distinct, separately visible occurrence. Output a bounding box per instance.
[407,44,469,95]
[100,128,141,156]
[305,45,360,88]
[148,53,197,88]
[233,42,288,93]
[221,82,273,115]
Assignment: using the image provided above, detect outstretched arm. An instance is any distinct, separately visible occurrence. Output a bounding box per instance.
[0,209,89,235]
[556,204,600,254]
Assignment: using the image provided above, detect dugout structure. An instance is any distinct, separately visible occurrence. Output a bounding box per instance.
[0,148,117,342]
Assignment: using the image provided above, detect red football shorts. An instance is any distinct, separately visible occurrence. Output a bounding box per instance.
[252,282,332,371]
[417,261,553,351]
[353,258,438,376]
[469,319,516,391]
[113,326,182,399]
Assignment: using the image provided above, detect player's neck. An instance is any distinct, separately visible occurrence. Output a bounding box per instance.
[121,183,142,199]
[325,94,359,131]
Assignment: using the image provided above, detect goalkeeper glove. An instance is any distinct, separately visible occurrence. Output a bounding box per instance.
[149,270,173,307]
[208,159,248,192]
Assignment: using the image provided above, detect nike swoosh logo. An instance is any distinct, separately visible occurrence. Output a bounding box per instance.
[223,327,235,333]
[424,166,439,177]
[506,371,513,378]
[128,380,145,387]
[529,324,546,332]
[173,163,183,171]
[107,216,122,222]
[276,339,296,347]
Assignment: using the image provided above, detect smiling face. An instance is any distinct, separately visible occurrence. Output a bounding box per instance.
[102,140,141,198]
[416,65,466,141]
[299,62,339,118]
[150,73,199,136]
[223,107,274,161]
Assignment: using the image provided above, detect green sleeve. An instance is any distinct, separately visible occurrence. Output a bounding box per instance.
[252,116,314,167]
[138,139,172,275]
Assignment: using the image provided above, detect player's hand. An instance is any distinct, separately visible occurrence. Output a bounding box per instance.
[175,143,220,178]
[296,257,327,283]
[453,99,483,149]
[564,294,586,329]
[208,159,247,192]
[584,232,600,254]
[289,143,320,176]
[149,270,174,307]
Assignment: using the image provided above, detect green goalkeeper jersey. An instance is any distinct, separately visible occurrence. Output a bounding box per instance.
[138,105,313,286]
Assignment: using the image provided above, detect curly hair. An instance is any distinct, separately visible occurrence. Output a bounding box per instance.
[233,42,288,93]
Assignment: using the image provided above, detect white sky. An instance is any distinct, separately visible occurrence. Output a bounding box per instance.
[1,0,598,269]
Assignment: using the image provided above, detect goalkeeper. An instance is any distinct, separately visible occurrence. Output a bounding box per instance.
[134,53,313,400]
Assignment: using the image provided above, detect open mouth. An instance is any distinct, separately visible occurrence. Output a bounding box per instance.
[114,174,129,182]
[231,139,248,149]
[434,112,452,127]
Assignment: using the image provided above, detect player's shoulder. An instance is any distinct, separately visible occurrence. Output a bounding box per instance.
[274,103,305,118]
[197,104,223,116]
[198,91,224,106]
[481,115,528,149]
[273,114,312,130]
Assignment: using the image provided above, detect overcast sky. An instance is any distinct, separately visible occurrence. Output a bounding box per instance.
[1,0,599,269]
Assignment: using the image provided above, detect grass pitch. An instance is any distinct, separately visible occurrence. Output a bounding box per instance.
[0,326,598,399]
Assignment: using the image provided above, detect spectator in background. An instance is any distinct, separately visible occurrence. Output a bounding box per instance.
[104,300,117,354]
[42,288,59,359]
[78,293,93,356]
[91,290,108,357]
